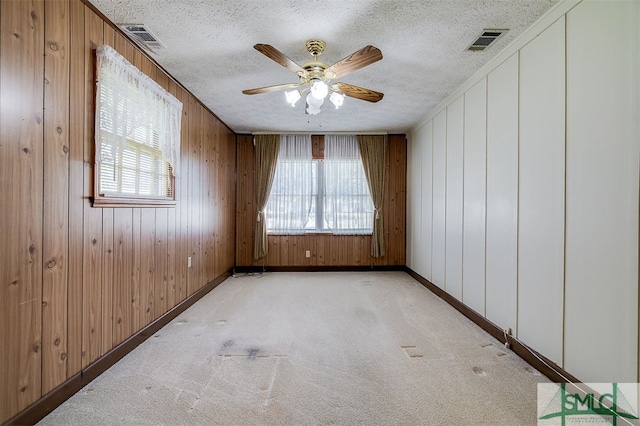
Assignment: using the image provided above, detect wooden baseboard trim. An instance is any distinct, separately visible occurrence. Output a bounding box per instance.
[405,267,580,384]
[233,265,406,273]
[5,271,231,426]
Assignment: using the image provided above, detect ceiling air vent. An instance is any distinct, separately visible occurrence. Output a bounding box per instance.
[118,24,166,53]
[467,29,508,51]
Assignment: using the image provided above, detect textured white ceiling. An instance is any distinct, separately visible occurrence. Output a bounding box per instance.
[89,0,557,134]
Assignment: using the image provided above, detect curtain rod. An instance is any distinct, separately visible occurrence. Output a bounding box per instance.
[252,131,388,135]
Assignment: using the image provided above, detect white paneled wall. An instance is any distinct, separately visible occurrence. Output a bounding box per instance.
[445,97,464,301]
[432,111,447,289]
[564,0,639,382]
[407,0,639,382]
[485,54,518,333]
[518,17,565,366]
[405,127,417,270]
[462,78,487,316]
[412,121,433,279]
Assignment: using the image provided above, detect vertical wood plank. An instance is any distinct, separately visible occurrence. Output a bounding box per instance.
[112,208,133,345]
[139,209,155,327]
[225,130,237,271]
[0,0,45,420]
[176,87,189,302]
[66,0,85,379]
[80,6,103,370]
[167,205,177,309]
[101,208,114,355]
[154,208,168,319]
[391,135,407,265]
[235,135,254,266]
[166,80,179,309]
[201,112,213,283]
[130,208,142,332]
[188,99,202,294]
[42,0,70,394]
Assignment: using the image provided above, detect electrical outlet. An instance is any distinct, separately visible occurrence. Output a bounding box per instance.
[187,256,192,268]
[305,250,311,258]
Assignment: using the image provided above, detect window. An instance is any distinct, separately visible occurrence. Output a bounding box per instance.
[265,135,374,234]
[94,44,182,207]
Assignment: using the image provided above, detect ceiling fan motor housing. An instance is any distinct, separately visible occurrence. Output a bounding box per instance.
[305,39,326,57]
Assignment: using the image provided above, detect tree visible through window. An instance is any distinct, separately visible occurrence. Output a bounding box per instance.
[265,135,373,234]
[94,44,182,206]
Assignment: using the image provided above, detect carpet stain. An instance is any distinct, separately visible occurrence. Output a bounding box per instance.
[481,342,508,357]
[247,347,260,359]
[221,339,235,349]
[401,345,424,358]
[472,366,487,376]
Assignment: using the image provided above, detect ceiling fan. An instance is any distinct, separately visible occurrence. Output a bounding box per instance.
[242,40,383,115]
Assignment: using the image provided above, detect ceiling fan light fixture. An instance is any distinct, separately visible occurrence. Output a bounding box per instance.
[310,79,329,100]
[305,92,324,115]
[306,104,322,115]
[306,92,324,108]
[329,92,345,109]
[285,89,301,106]
[244,41,384,115]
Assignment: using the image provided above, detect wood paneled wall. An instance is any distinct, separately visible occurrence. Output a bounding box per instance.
[235,134,406,267]
[0,0,236,422]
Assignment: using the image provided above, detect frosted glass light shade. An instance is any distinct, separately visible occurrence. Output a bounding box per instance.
[310,80,329,100]
[285,90,301,106]
[329,92,345,108]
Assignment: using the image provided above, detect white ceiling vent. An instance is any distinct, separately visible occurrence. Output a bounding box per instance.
[118,24,166,53]
[467,29,508,51]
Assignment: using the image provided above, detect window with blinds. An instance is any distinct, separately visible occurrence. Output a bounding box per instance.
[94,44,182,207]
[265,135,373,234]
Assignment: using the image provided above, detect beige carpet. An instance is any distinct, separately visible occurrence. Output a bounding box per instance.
[38,271,549,425]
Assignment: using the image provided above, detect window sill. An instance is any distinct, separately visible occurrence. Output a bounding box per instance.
[92,196,176,208]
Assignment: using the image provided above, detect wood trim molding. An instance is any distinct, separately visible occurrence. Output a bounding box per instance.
[4,271,232,426]
[405,267,580,384]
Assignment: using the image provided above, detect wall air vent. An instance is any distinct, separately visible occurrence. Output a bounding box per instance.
[118,24,166,53]
[467,29,508,51]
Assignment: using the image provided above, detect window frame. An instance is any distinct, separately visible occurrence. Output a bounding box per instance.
[92,44,180,208]
[265,137,374,235]
[94,138,176,208]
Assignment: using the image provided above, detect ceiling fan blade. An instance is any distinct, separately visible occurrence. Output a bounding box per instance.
[242,83,302,95]
[254,44,305,74]
[335,82,384,103]
[325,45,383,79]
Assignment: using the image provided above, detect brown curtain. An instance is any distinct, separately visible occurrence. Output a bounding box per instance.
[358,135,387,258]
[254,134,280,259]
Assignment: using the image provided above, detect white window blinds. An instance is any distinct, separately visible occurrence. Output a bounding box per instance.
[95,44,182,199]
